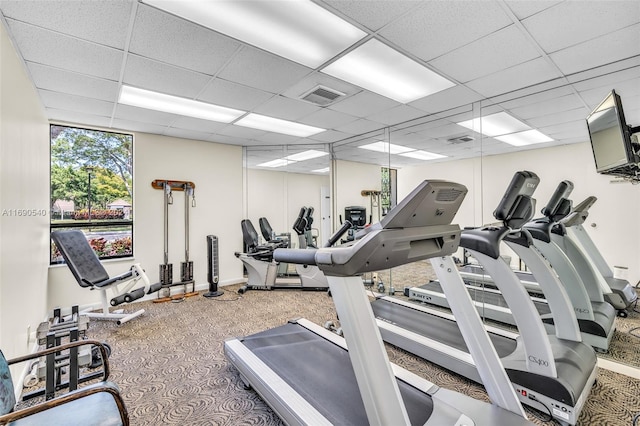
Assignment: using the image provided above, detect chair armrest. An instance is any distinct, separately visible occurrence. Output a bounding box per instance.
[8,340,111,380]
[0,381,129,425]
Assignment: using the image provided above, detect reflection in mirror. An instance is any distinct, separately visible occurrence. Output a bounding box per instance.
[244,144,330,248]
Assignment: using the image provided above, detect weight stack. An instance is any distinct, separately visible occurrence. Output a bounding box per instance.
[204,235,223,297]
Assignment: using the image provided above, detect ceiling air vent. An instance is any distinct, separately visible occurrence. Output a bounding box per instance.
[300,85,345,106]
[447,135,475,144]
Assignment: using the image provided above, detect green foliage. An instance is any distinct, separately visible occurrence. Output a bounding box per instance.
[50,126,132,213]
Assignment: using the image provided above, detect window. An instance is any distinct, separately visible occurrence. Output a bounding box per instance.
[381,167,397,215]
[50,125,133,263]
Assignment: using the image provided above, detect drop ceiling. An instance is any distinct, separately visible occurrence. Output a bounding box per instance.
[1,0,639,173]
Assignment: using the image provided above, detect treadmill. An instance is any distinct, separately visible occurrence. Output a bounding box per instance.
[225,180,532,425]
[554,196,637,317]
[410,180,616,352]
[372,171,597,425]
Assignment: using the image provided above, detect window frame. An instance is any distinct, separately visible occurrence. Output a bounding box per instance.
[49,124,134,264]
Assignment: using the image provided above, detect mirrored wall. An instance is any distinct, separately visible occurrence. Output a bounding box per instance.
[243,60,640,367]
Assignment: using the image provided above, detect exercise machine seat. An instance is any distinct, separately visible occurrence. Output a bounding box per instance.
[0,343,129,425]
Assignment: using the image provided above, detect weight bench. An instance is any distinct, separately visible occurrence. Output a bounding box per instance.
[51,230,162,325]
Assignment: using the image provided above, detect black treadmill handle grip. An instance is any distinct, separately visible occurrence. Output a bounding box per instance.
[274,248,318,265]
[326,220,353,247]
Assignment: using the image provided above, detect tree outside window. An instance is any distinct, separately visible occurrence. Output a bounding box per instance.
[50,125,133,262]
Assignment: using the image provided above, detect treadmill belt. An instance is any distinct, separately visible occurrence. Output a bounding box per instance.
[242,322,434,425]
[371,299,517,358]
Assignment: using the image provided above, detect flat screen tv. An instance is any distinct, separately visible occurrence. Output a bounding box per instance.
[586,89,636,173]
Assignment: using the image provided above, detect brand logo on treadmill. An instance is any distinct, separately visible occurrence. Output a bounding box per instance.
[528,355,549,367]
[526,183,537,189]
[435,208,444,216]
[575,308,590,314]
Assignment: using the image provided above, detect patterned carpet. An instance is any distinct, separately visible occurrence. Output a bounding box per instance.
[52,277,640,426]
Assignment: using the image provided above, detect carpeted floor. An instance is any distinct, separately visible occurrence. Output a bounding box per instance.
[33,277,640,426]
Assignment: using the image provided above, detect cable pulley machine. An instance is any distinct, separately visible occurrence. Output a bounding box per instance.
[151,179,198,302]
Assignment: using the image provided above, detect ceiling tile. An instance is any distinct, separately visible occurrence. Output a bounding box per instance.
[409,85,483,115]
[253,95,322,121]
[170,116,227,133]
[123,54,211,98]
[163,127,214,142]
[6,19,123,80]
[111,118,169,135]
[27,62,119,102]
[429,25,540,83]
[579,78,640,110]
[39,90,114,117]
[549,23,640,75]
[299,108,359,129]
[522,1,640,53]
[217,125,266,140]
[567,57,640,84]
[47,108,112,129]
[503,1,562,20]
[526,107,589,128]
[218,46,311,94]
[197,78,273,111]
[335,118,386,135]
[494,85,575,110]
[379,1,512,61]
[320,0,419,32]
[207,134,249,146]
[365,105,427,126]
[0,0,133,49]
[308,130,351,143]
[249,133,303,145]
[129,4,241,75]
[466,57,561,98]
[328,91,400,118]
[114,104,182,126]
[508,94,586,120]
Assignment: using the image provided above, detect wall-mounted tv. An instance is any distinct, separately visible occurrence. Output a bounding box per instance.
[586,89,637,174]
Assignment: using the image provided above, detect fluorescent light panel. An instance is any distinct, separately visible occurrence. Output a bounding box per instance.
[312,167,330,173]
[457,112,531,137]
[358,141,414,154]
[323,39,455,103]
[119,85,245,122]
[400,150,446,160]
[143,0,366,68]
[457,111,553,146]
[235,113,325,137]
[496,130,553,146]
[285,150,328,161]
[257,158,292,168]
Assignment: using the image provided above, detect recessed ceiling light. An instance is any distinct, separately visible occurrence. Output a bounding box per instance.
[457,112,531,137]
[496,129,553,146]
[285,150,329,161]
[257,158,293,168]
[143,0,366,68]
[312,167,330,173]
[322,39,455,103]
[118,85,245,122]
[399,150,447,160]
[235,113,325,137]
[358,141,414,154]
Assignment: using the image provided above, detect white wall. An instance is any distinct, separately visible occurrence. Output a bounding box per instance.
[333,159,382,228]
[398,142,640,283]
[0,24,50,357]
[48,134,245,308]
[246,168,328,246]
